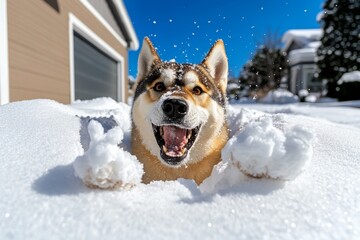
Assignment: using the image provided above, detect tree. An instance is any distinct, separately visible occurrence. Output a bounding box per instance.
[316,0,360,98]
[239,45,287,96]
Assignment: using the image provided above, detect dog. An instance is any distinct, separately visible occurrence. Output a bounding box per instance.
[131,37,229,185]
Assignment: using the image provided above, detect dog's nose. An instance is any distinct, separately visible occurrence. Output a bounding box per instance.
[162,99,188,119]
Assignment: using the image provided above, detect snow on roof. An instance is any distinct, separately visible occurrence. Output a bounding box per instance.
[338,71,360,84]
[288,47,317,65]
[282,29,322,52]
[305,41,321,49]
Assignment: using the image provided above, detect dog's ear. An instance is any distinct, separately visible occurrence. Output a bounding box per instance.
[136,37,161,81]
[201,40,228,92]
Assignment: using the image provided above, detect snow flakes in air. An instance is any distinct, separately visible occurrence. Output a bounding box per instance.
[73,120,143,190]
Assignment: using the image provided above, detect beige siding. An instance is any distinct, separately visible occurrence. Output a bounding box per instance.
[88,0,125,39]
[8,0,129,104]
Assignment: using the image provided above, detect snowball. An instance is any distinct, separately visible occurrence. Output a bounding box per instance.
[225,114,314,179]
[73,120,144,190]
[201,111,315,193]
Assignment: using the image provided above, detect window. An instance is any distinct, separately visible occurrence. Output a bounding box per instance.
[74,32,119,101]
[303,66,322,92]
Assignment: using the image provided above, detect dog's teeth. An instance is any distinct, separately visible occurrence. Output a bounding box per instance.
[181,148,187,154]
[163,145,168,152]
[187,130,192,139]
[160,127,164,136]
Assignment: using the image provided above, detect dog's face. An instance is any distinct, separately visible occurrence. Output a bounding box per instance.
[132,37,228,167]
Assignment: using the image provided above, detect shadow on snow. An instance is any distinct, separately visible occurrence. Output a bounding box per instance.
[32,164,88,196]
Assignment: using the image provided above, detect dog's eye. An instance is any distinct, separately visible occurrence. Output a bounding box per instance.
[192,86,203,95]
[153,82,165,92]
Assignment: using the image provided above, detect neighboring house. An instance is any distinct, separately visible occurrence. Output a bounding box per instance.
[282,29,322,95]
[0,0,138,105]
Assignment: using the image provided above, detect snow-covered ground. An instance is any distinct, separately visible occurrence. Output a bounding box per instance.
[0,98,359,239]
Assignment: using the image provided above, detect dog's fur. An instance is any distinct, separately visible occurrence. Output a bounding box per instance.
[131,37,229,185]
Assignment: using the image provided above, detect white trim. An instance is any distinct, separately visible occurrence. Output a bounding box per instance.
[69,13,125,102]
[0,0,9,105]
[79,0,128,48]
[112,0,139,50]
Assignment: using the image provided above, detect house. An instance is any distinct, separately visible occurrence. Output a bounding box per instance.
[282,29,322,95]
[0,0,138,105]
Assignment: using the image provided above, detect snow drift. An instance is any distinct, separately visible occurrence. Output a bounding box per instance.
[0,98,359,239]
[258,88,299,104]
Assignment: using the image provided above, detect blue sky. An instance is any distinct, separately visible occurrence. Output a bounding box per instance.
[124,0,324,78]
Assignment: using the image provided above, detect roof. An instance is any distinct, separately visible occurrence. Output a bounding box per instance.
[109,0,139,50]
[288,47,317,66]
[282,29,322,52]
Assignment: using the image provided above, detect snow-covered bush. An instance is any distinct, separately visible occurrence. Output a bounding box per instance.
[337,71,360,101]
[258,88,299,104]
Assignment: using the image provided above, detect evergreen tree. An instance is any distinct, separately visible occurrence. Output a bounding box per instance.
[316,0,360,98]
[239,46,287,93]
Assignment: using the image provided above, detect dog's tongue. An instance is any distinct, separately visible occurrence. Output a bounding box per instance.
[163,126,187,153]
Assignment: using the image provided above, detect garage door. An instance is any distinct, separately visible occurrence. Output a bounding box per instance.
[74,32,119,101]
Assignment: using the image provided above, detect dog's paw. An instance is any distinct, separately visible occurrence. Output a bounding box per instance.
[222,114,315,180]
[73,120,144,190]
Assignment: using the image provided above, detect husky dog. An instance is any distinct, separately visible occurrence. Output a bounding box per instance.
[131,37,229,185]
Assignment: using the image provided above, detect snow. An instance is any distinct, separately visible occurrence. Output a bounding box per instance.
[224,114,314,180]
[0,98,360,239]
[258,88,299,104]
[298,89,309,97]
[73,120,143,189]
[282,29,322,51]
[288,47,318,65]
[201,110,315,194]
[316,11,325,22]
[337,71,360,84]
[236,103,360,128]
[227,82,239,91]
[282,29,322,44]
[305,41,321,49]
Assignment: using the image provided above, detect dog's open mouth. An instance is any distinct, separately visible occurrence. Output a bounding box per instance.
[152,124,200,165]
